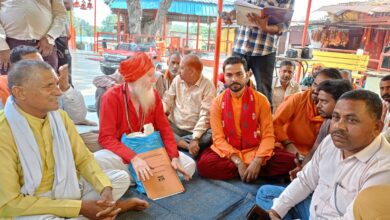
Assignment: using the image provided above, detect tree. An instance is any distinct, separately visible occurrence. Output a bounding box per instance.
[126,0,173,37]
[100,14,117,33]
[148,0,174,36]
[126,0,142,35]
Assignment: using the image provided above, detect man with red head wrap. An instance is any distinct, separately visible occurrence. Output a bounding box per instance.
[98,52,196,184]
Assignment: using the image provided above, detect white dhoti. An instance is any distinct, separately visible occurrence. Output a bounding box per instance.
[95,149,197,179]
[15,152,131,220]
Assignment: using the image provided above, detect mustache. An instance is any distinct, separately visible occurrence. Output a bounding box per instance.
[331,129,348,138]
[382,94,390,99]
[229,82,241,87]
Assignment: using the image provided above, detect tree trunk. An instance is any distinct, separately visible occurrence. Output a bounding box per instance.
[148,0,173,36]
[126,0,142,36]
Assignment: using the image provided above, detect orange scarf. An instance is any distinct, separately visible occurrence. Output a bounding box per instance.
[0,76,9,105]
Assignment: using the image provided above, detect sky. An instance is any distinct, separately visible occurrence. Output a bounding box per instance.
[72,0,369,26]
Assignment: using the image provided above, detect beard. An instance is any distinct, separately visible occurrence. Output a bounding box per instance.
[131,80,155,114]
[228,82,245,92]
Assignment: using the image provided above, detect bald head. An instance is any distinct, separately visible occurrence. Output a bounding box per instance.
[182,54,203,74]
[179,54,203,85]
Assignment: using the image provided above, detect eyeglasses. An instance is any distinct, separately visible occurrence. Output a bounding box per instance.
[334,182,344,216]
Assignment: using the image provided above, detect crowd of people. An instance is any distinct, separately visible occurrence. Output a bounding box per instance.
[1,0,390,220]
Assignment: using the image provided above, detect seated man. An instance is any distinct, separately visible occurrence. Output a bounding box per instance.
[155,52,181,98]
[340,69,361,90]
[273,68,342,157]
[93,70,124,117]
[380,75,390,132]
[197,56,295,182]
[257,90,390,219]
[163,54,216,157]
[272,60,300,113]
[353,185,390,220]
[0,60,148,219]
[9,45,96,125]
[300,63,324,91]
[99,52,195,182]
[287,79,352,179]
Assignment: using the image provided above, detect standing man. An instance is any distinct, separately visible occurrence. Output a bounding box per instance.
[379,75,390,132]
[0,0,67,74]
[222,0,295,102]
[56,0,73,84]
[155,52,181,98]
[272,60,300,113]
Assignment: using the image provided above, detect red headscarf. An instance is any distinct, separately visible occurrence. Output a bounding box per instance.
[119,52,154,83]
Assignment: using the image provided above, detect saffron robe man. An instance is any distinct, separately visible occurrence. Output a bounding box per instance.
[197,56,295,183]
[98,52,195,182]
[273,68,342,156]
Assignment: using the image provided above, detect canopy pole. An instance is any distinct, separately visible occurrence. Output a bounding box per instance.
[93,0,97,52]
[186,15,189,48]
[296,0,312,82]
[207,17,211,52]
[117,9,121,44]
[196,16,200,53]
[213,0,223,86]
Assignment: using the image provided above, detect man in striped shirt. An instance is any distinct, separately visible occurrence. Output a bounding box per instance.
[222,0,295,103]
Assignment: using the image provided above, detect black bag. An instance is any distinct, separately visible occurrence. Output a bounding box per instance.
[286,49,298,58]
[246,204,271,220]
[301,47,313,59]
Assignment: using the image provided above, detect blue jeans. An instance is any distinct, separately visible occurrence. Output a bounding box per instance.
[256,185,311,220]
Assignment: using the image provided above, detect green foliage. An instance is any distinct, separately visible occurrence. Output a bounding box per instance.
[100,14,118,33]
[72,17,94,37]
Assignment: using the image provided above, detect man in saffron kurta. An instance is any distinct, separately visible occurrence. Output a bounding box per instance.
[197,57,295,182]
[273,68,342,156]
[99,52,195,182]
[155,52,181,98]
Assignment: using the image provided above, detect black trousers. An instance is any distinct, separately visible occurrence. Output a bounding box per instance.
[233,52,276,103]
[56,36,72,85]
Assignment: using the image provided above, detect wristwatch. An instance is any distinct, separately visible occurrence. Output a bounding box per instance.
[232,157,242,166]
[46,35,55,45]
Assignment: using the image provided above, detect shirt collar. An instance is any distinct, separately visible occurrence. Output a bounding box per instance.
[180,74,203,88]
[274,77,294,88]
[351,134,383,163]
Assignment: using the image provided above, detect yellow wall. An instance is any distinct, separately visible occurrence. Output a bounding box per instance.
[221,28,235,55]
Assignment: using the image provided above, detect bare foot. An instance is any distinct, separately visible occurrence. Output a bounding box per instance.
[117,198,149,212]
[76,119,97,126]
[177,140,189,150]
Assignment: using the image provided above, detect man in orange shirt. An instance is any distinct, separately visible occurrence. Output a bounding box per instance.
[273,68,342,157]
[197,56,295,182]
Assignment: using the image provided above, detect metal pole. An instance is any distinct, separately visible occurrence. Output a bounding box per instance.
[93,0,97,52]
[117,10,121,44]
[296,0,312,82]
[163,16,167,40]
[196,16,200,53]
[213,0,223,86]
[186,15,189,48]
[207,17,211,52]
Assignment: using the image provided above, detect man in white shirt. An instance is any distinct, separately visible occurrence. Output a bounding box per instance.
[380,75,390,133]
[271,60,300,113]
[163,54,216,157]
[0,0,66,74]
[256,89,390,220]
[10,45,95,125]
